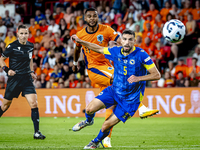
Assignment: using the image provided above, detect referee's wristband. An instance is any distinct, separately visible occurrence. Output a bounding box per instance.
[73,61,78,66]
[2,66,10,73]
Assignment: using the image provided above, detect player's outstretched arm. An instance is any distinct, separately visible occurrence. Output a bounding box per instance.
[74,46,81,63]
[128,66,161,83]
[72,45,81,72]
[71,35,104,54]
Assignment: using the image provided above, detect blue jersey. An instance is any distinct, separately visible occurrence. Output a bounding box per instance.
[103,46,155,104]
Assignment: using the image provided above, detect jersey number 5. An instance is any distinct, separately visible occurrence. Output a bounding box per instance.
[124,66,127,75]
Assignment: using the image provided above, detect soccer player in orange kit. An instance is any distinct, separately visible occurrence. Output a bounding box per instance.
[73,8,159,147]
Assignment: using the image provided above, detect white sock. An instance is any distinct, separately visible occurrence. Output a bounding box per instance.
[138,105,147,114]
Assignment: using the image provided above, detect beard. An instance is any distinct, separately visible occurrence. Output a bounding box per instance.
[123,46,132,53]
[87,21,98,28]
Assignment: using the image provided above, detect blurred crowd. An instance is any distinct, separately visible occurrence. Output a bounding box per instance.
[0,0,200,89]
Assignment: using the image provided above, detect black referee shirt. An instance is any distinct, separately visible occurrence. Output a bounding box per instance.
[2,40,34,74]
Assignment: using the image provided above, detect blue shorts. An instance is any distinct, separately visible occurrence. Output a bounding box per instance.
[96,86,140,123]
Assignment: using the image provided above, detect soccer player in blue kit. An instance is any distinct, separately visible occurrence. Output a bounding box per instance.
[71,29,161,149]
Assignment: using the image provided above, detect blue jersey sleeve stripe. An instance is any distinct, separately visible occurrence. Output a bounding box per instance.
[82,49,88,69]
[88,68,110,78]
[114,35,120,41]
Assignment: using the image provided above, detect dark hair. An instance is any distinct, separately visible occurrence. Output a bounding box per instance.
[166,13,175,21]
[111,24,118,32]
[36,29,41,32]
[18,25,28,31]
[122,29,135,38]
[85,8,97,14]
[192,57,198,61]
[177,71,183,75]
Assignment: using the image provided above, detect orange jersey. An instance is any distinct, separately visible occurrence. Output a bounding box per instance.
[42,68,54,81]
[117,24,126,33]
[191,8,200,20]
[142,31,153,40]
[188,66,200,74]
[77,24,84,32]
[179,8,193,21]
[76,24,119,69]
[154,48,164,59]
[143,20,155,32]
[34,35,43,43]
[29,24,40,37]
[160,8,171,22]
[152,33,162,44]
[154,20,164,28]
[141,42,155,55]
[174,65,189,79]
[54,12,64,24]
[147,9,159,20]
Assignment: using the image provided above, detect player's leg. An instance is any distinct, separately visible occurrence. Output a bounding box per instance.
[88,66,115,147]
[72,98,106,131]
[0,99,12,117]
[84,111,121,149]
[84,113,120,149]
[103,105,115,147]
[1,75,21,117]
[22,74,45,139]
[25,94,45,139]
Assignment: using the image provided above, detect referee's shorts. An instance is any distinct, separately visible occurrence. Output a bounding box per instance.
[4,73,36,100]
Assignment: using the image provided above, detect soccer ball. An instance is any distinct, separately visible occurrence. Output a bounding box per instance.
[162,19,186,43]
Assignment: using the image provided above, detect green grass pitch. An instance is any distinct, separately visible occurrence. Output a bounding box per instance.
[0,117,200,150]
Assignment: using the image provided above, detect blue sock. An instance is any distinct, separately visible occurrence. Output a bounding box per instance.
[93,130,110,143]
[85,112,95,123]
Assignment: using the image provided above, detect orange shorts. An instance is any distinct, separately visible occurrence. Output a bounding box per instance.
[88,65,114,92]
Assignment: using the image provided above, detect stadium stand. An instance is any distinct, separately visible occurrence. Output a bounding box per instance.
[0,0,199,89]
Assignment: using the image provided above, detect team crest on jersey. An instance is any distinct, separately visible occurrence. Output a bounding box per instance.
[129,59,135,65]
[107,67,113,70]
[18,47,21,50]
[99,92,103,96]
[123,60,128,64]
[97,34,104,44]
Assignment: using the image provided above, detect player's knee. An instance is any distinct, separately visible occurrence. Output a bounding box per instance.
[29,100,38,108]
[85,107,94,114]
[1,100,12,111]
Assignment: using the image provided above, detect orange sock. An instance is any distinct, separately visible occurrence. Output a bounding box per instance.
[105,109,113,138]
[139,102,143,108]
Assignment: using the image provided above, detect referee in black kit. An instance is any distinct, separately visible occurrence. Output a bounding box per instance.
[0,25,45,139]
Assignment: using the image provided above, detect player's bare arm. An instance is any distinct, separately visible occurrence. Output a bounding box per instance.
[0,56,16,76]
[128,66,161,83]
[30,58,37,80]
[71,35,105,54]
[72,45,81,72]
